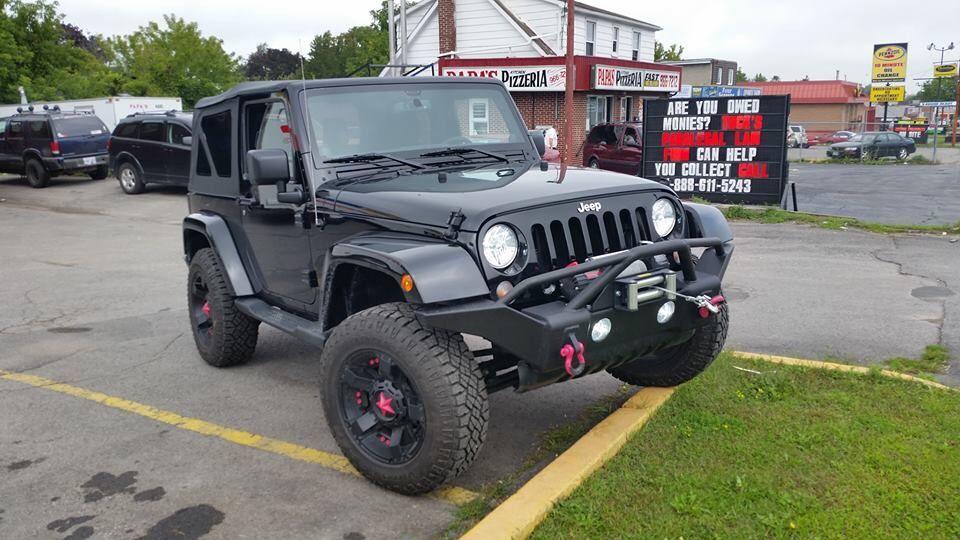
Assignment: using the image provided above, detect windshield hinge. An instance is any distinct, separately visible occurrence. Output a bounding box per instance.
[444,209,466,241]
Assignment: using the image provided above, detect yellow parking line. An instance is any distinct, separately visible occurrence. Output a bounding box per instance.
[0,368,477,506]
[461,387,676,540]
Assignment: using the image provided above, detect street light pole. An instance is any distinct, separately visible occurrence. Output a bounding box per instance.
[928,42,955,163]
[562,0,575,164]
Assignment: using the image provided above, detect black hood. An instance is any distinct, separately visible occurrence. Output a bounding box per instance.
[330,162,672,231]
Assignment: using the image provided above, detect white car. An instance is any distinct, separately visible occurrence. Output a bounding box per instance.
[787,125,809,148]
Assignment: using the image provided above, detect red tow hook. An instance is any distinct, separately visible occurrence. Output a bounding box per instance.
[698,295,726,319]
[560,333,587,377]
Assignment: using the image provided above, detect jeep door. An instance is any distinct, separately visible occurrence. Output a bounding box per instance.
[136,121,168,181]
[239,99,317,307]
[164,123,191,185]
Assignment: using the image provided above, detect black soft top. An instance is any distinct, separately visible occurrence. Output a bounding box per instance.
[194,77,506,110]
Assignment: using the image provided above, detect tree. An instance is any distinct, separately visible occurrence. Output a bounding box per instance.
[771,75,781,81]
[105,15,241,107]
[654,42,683,62]
[305,4,389,78]
[0,0,117,102]
[735,67,748,83]
[914,77,958,102]
[244,43,301,80]
[751,73,768,82]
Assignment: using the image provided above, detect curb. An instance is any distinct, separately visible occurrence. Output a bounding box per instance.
[460,386,675,540]
[731,351,954,391]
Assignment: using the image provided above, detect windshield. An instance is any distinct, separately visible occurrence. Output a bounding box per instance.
[53,116,108,138]
[848,134,875,143]
[303,83,528,164]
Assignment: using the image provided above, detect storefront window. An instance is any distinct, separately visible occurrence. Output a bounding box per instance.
[587,95,612,129]
[469,98,489,136]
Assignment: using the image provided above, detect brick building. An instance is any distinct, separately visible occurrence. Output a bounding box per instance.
[391,0,683,157]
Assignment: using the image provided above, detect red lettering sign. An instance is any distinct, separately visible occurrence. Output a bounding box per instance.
[737,163,768,178]
[662,148,690,162]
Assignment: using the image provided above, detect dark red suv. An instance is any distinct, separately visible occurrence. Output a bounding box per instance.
[582,122,642,175]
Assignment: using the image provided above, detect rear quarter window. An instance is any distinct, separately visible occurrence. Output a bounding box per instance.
[114,122,139,138]
[199,110,231,178]
[27,120,52,139]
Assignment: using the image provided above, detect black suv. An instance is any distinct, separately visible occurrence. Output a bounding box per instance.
[182,78,734,495]
[109,111,193,194]
[0,108,110,188]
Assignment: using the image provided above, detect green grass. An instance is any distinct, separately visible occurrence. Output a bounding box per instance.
[722,205,960,235]
[885,345,952,378]
[531,352,960,539]
[442,386,633,538]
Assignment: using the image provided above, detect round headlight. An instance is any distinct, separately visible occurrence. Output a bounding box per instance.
[651,198,678,238]
[482,224,519,269]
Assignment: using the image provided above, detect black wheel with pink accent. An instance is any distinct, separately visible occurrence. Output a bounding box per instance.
[187,248,259,367]
[320,303,488,495]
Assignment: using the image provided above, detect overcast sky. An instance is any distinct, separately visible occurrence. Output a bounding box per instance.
[60,0,958,91]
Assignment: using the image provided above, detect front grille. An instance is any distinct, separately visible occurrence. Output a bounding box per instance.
[529,207,651,271]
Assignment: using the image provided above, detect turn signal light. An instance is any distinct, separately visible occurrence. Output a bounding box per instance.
[495,280,514,299]
[400,274,415,293]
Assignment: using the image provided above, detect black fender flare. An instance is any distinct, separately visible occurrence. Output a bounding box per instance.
[683,202,733,243]
[182,212,254,296]
[114,152,144,177]
[328,233,490,305]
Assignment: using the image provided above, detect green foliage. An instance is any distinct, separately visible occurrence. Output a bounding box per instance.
[735,67,748,82]
[0,0,117,102]
[885,345,951,377]
[914,76,958,102]
[304,4,389,79]
[654,42,683,62]
[532,352,960,538]
[752,73,768,82]
[244,43,301,80]
[104,15,240,108]
[721,205,960,235]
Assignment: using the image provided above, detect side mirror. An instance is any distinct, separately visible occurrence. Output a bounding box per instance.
[246,148,290,186]
[528,129,546,157]
[181,136,192,146]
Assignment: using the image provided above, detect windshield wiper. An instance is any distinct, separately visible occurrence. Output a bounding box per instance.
[323,152,424,169]
[420,147,509,163]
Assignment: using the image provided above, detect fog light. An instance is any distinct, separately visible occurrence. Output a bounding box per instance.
[591,318,612,342]
[657,301,676,324]
[495,280,514,299]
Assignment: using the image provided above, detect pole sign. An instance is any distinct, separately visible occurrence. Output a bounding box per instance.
[641,95,790,204]
[592,64,680,93]
[869,85,906,103]
[439,66,566,91]
[934,63,958,78]
[871,43,908,82]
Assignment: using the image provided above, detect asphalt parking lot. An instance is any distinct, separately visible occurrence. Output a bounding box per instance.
[1,173,957,538]
[787,160,960,225]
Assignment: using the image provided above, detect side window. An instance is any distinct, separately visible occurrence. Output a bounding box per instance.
[139,122,165,142]
[9,120,23,136]
[586,126,603,144]
[602,126,618,145]
[200,110,232,178]
[169,123,190,146]
[27,120,51,139]
[623,127,639,146]
[0,119,6,136]
[114,122,139,138]
[245,101,294,175]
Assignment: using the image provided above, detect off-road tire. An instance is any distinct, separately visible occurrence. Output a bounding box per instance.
[89,165,109,180]
[608,299,728,387]
[187,248,259,367]
[117,162,145,194]
[320,303,488,495]
[25,158,50,188]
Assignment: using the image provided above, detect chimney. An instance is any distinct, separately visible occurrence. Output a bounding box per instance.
[438,0,457,57]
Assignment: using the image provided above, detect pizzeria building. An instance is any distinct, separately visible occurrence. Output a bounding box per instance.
[391,0,683,157]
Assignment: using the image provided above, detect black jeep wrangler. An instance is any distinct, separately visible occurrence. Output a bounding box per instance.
[182,77,733,495]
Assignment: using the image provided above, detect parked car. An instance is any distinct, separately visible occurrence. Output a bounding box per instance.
[827,131,916,160]
[0,108,110,188]
[582,122,642,174]
[810,130,854,146]
[109,111,193,194]
[181,77,733,495]
[786,125,808,148]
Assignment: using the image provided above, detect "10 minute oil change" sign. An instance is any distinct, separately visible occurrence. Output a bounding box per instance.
[641,95,790,204]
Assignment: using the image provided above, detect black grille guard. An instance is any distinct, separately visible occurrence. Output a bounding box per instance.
[499,237,727,310]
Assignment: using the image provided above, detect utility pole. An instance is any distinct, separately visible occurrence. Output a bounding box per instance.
[928,42,955,163]
[388,0,397,76]
[399,0,409,72]
[562,0,575,164]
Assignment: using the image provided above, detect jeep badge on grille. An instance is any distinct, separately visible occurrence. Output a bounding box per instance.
[577,201,602,213]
